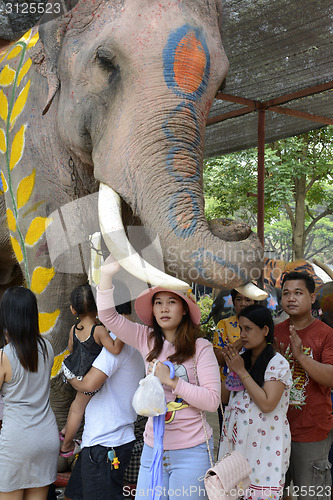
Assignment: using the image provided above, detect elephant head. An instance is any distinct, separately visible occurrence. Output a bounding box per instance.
[0,0,264,430]
[34,0,263,290]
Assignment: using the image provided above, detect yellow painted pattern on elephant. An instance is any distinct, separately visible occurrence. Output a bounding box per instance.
[25,216,52,246]
[17,59,32,87]
[31,266,56,294]
[0,171,7,191]
[10,80,31,128]
[39,309,60,335]
[17,169,36,208]
[0,90,8,120]
[9,124,26,169]
[0,128,6,154]
[7,44,22,60]
[6,208,16,231]
[10,235,23,262]
[1,31,60,367]
[0,65,16,86]
[52,350,70,379]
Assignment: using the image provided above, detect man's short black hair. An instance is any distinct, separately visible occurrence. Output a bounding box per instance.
[281,271,315,294]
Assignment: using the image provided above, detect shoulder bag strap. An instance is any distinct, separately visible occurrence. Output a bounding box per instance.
[192,356,233,468]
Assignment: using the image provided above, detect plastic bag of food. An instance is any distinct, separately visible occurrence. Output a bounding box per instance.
[132,361,166,417]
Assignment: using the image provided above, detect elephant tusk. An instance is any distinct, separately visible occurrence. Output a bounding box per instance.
[98,183,190,291]
[235,282,268,301]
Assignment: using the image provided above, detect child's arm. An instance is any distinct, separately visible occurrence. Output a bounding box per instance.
[68,326,74,353]
[69,367,107,394]
[94,325,124,355]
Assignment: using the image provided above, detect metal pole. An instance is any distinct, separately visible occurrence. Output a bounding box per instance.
[257,109,265,288]
[257,109,265,246]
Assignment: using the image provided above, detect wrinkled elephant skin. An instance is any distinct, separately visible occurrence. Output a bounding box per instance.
[0,0,263,426]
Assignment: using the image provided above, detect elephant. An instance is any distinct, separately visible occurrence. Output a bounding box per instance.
[0,0,264,428]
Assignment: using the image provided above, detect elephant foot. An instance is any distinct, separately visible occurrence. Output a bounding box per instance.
[208,218,252,242]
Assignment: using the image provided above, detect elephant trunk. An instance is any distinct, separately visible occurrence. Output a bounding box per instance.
[160,204,264,288]
[126,130,264,288]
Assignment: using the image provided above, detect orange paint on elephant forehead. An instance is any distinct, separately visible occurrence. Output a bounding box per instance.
[174,33,206,93]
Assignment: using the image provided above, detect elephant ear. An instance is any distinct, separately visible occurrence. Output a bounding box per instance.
[30,1,77,115]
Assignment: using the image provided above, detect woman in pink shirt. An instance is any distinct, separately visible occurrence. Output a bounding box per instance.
[97,256,221,499]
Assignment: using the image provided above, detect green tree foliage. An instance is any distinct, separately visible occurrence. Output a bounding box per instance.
[204,126,333,261]
[197,294,215,341]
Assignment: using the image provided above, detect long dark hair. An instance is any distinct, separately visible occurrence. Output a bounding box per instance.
[238,304,275,387]
[70,284,97,330]
[146,295,202,364]
[0,286,48,372]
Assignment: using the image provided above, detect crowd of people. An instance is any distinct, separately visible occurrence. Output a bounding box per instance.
[0,258,332,500]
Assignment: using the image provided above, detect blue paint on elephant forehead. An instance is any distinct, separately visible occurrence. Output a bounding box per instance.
[163,24,210,101]
[163,102,200,147]
[168,190,199,238]
[189,248,248,282]
[163,101,201,182]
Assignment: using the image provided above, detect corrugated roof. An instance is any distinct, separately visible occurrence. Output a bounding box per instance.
[204,0,333,157]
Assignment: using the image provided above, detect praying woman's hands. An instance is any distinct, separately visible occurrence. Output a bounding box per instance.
[222,345,246,378]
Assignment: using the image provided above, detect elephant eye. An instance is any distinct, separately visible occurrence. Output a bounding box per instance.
[96,48,116,71]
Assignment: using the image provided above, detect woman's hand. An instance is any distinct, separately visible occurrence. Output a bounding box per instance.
[102,255,121,275]
[148,359,178,390]
[222,345,246,377]
[99,254,120,291]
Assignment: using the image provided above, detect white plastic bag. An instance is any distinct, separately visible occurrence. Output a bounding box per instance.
[132,361,166,417]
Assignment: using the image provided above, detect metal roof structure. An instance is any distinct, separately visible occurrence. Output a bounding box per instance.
[204,0,333,158]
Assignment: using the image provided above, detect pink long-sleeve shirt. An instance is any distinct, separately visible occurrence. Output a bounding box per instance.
[97,286,221,450]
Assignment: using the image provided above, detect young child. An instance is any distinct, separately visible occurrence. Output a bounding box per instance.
[60,283,124,457]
